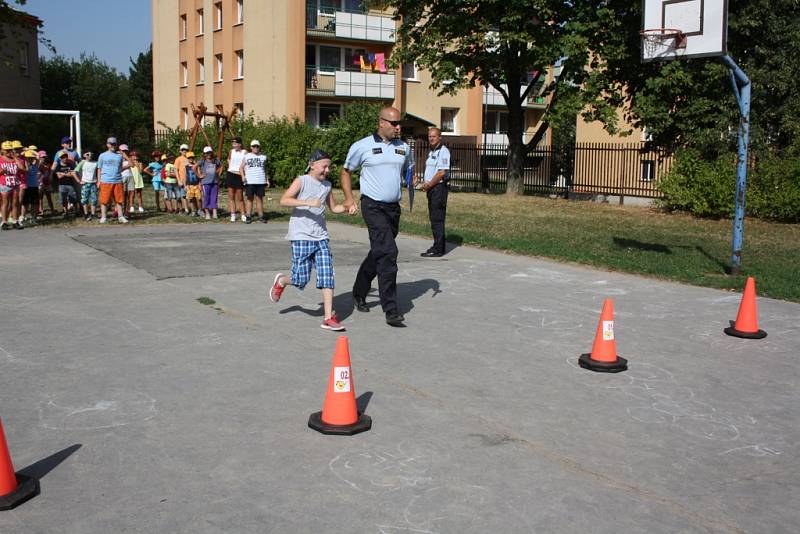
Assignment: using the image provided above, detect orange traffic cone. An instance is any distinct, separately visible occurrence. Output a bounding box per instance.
[724,277,767,339]
[308,336,372,435]
[0,418,39,511]
[579,298,628,373]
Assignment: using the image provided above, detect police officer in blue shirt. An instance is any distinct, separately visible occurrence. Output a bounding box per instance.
[340,107,414,327]
[415,127,450,257]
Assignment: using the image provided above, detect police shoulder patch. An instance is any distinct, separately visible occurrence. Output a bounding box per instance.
[395,149,406,155]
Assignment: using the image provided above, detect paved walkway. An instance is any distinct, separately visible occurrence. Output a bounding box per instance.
[0,222,798,533]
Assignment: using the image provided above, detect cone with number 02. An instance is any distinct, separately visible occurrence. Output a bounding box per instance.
[578,298,628,373]
[0,418,40,511]
[308,336,372,435]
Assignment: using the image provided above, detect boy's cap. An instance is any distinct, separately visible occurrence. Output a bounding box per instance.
[179,143,189,150]
[186,151,195,158]
[59,152,68,158]
[37,150,47,157]
[308,149,332,164]
[203,146,213,153]
[1,141,12,150]
[250,140,260,147]
[23,150,36,158]
[11,140,23,149]
[61,136,72,144]
[28,145,38,151]
[232,137,242,144]
[119,144,129,151]
[107,137,118,145]
[160,155,168,161]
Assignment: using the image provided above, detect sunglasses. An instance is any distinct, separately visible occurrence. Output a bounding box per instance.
[380,117,401,126]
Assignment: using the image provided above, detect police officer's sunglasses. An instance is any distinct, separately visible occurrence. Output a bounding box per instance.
[380,117,401,126]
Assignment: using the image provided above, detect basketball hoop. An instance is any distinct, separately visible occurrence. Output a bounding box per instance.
[640,28,687,57]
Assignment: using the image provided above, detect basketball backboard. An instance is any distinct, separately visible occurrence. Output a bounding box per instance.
[641,0,728,62]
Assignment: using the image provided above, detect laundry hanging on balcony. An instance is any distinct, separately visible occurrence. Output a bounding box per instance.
[357,53,388,73]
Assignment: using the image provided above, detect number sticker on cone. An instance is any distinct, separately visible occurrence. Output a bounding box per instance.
[579,299,628,373]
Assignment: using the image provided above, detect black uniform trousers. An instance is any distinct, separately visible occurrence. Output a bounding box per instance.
[353,195,401,314]
[427,182,448,254]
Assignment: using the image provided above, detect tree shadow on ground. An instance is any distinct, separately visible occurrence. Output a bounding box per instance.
[612,237,671,254]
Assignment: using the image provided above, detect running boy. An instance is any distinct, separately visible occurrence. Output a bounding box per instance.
[268,149,348,331]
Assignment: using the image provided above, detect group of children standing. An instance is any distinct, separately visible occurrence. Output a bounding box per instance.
[0,139,58,229]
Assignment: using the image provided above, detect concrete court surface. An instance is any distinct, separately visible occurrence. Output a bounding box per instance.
[0,221,798,534]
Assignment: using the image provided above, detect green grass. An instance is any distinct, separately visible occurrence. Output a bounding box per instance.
[26,186,800,301]
[328,191,800,302]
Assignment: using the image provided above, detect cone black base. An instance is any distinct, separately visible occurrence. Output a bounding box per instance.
[724,325,767,339]
[579,353,628,373]
[0,474,40,511]
[308,411,372,435]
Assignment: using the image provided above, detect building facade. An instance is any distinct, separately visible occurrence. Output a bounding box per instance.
[0,11,42,124]
[152,0,546,145]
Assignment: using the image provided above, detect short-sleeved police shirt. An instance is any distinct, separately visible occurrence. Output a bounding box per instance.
[423,144,450,182]
[344,132,414,203]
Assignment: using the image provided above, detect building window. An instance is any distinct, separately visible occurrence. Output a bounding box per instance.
[18,43,30,77]
[319,103,341,126]
[482,110,509,134]
[214,2,222,30]
[235,50,244,78]
[215,54,223,81]
[236,0,244,24]
[319,45,340,73]
[440,108,458,133]
[235,102,244,116]
[181,62,188,86]
[401,63,416,80]
[305,102,341,127]
[197,57,205,84]
[182,108,189,129]
[641,160,656,182]
[196,8,204,35]
[180,14,187,40]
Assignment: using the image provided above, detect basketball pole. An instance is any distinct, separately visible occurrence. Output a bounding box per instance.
[720,55,750,276]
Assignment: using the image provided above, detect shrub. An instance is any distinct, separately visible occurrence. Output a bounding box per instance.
[657,149,736,218]
[153,101,384,189]
[658,148,800,222]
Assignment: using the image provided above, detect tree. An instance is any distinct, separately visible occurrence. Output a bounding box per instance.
[575,0,800,155]
[4,53,153,153]
[387,0,611,194]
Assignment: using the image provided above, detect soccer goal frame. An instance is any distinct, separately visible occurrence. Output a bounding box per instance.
[0,108,82,154]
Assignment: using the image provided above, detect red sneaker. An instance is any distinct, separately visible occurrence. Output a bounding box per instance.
[320,313,345,331]
[269,273,285,302]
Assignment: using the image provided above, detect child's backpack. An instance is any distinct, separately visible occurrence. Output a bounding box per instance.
[187,166,198,185]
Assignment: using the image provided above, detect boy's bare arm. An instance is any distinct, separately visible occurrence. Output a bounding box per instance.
[326,191,345,214]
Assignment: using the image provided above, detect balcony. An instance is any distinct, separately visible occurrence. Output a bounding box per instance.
[483,84,547,108]
[306,3,395,42]
[306,66,395,99]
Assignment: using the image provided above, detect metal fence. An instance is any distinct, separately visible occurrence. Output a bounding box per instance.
[153,129,672,199]
[410,141,672,198]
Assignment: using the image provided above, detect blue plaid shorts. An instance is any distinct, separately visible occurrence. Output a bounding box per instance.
[290,239,335,290]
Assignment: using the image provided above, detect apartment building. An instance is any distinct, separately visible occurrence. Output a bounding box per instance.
[152,0,547,145]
